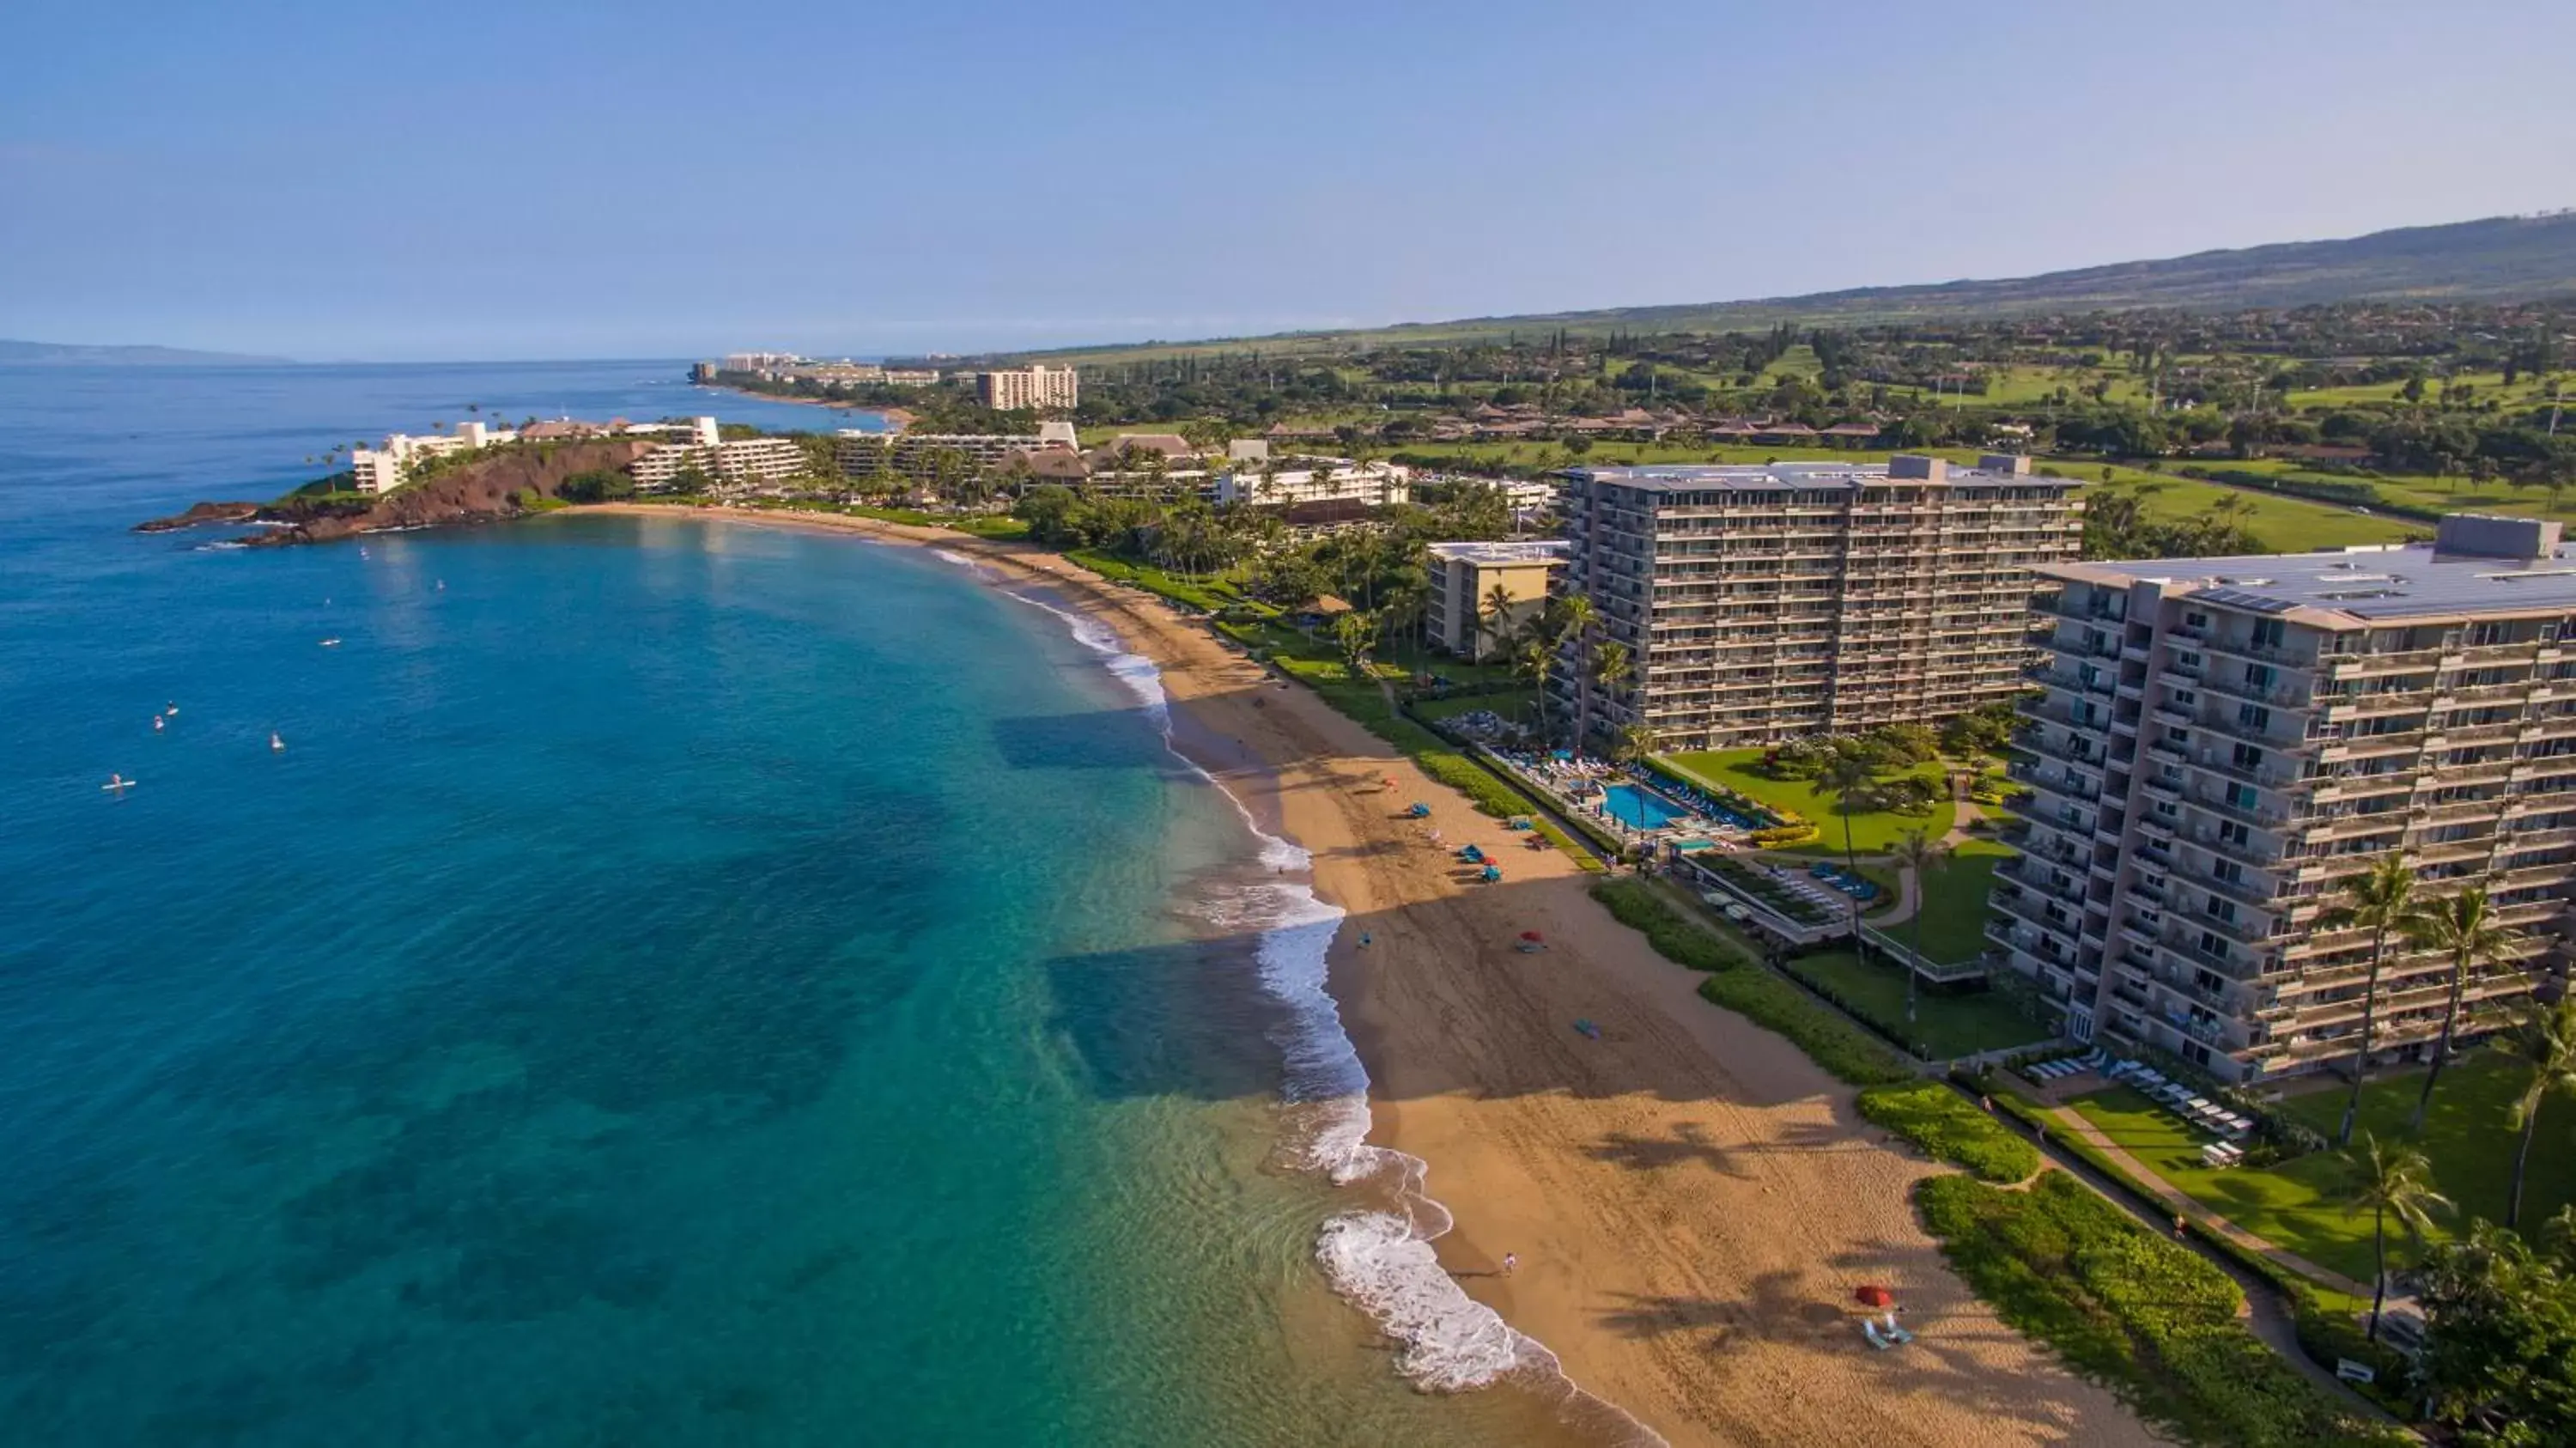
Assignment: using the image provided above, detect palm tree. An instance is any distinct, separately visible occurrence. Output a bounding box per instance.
[1887,828,1950,1028]
[2343,1132,2451,1342]
[2493,997,2576,1229]
[1554,593,1597,751]
[1816,754,1878,948]
[2406,887,2521,1135]
[1515,637,1553,739]
[1612,723,1657,765]
[1480,581,1520,661]
[1590,640,1632,748]
[1332,611,1377,676]
[2318,856,2429,1147]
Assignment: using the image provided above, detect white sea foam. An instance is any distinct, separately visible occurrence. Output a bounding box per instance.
[998,580,1649,1427]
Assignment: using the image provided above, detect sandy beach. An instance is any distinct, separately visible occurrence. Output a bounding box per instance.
[581,503,2163,1448]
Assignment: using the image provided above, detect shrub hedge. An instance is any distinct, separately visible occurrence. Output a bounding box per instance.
[1965,1072,2418,1421]
[1589,878,1749,972]
[1855,1081,2039,1183]
[1695,969,1917,1087]
[1917,1172,2406,1448]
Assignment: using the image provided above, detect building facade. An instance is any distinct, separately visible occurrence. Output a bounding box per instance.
[1426,540,1568,660]
[1554,455,2082,747]
[629,429,805,492]
[1991,514,2576,1083]
[835,430,1046,482]
[976,365,1078,412]
[1214,459,1411,509]
[349,420,520,494]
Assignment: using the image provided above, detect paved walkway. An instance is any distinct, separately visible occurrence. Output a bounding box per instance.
[1855,770,1991,931]
[2001,1102,2410,1427]
[2045,1102,2377,1298]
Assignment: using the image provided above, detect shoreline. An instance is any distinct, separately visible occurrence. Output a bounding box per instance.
[568,502,2166,1448]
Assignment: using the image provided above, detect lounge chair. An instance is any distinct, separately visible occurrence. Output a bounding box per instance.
[1862,1320,1896,1351]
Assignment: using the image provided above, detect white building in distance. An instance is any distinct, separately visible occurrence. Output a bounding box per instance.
[1217,459,1411,509]
[349,421,520,494]
[977,365,1079,411]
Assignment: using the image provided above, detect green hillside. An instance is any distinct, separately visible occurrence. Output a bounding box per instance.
[1006,211,2576,366]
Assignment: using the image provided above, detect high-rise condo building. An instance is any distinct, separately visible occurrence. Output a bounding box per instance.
[1554,455,2083,747]
[1993,514,2576,1082]
[977,365,1079,412]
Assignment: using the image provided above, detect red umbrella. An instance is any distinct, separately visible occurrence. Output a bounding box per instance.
[1520,931,1545,944]
[1855,1285,1896,1309]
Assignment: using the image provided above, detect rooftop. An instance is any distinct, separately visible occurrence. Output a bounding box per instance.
[1565,456,2072,493]
[1426,539,1571,565]
[2047,519,2576,623]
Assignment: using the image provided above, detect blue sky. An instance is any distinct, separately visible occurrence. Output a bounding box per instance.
[3,0,2572,361]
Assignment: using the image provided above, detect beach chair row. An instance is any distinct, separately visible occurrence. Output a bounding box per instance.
[2103,1060,2255,1141]
[2021,1047,2110,1082]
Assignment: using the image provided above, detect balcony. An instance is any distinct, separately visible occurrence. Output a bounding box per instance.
[1993,889,2083,947]
[2186,866,2281,912]
[2189,786,2290,829]
[2197,672,2315,711]
[2200,634,2317,670]
[2188,751,2302,792]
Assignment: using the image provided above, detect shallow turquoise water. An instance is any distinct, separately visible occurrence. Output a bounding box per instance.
[0,365,1593,1446]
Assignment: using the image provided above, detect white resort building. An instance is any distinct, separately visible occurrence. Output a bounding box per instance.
[629,419,804,492]
[349,421,520,494]
[1994,514,2576,1082]
[1552,454,2084,748]
[1215,459,1411,509]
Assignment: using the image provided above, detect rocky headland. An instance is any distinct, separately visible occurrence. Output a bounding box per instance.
[136,441,653,545]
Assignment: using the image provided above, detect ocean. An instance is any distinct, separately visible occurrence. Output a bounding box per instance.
[0,362,1594,1446]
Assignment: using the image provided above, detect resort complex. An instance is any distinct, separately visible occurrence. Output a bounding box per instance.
[1553,455,2085,748]
[353,416,793,494]
[1212,458,1412,509]
[1425,539,1568,660]
[1994,513,2576,1082]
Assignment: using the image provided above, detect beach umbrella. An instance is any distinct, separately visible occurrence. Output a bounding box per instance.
[1855,1285,1896,1309]
[1520,931,1544,944]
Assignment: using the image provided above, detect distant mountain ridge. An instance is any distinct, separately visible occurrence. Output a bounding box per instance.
[1010,210,2576,362]
[1488,211,2576,329]
[0,338,289,367]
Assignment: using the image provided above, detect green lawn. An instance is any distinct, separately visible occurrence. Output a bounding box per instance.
[2069,1086,2382,1284]
[1662,748,1953,854]
[1412,690,1539,729]
[1786,949,2050,1060]
[1906,837,2014,964]
[2274,1054,2575,1241]
[2065,1065,2574,1288]
[2075,459,2423,548]
[2287,369,2563,411]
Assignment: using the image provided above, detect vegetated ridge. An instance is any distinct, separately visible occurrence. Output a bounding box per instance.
[135,440,652,545]
[1005,210,2576,363]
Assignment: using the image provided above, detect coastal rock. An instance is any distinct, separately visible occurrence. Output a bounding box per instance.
[147,441,656,546]
[133,500,264,532]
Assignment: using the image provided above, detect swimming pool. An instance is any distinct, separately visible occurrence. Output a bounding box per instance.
[1601,782,1692,830]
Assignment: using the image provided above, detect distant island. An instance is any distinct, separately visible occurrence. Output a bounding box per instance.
[0,338,290,367]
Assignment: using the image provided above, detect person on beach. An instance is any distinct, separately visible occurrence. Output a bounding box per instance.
[1503,1253,1518,1275]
